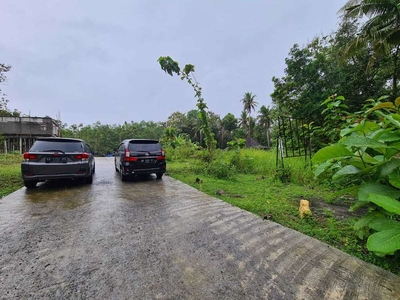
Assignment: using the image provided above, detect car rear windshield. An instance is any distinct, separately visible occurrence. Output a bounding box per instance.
[128,141,161,152]
[30,140,83,152]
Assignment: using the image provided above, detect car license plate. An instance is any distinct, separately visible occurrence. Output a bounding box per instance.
[46,157,67,163]
[140,159,153,163]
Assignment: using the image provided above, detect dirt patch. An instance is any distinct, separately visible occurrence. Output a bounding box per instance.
[306,196,367,220]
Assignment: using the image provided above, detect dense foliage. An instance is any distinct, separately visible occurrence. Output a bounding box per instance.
[271,20,392,126]
[313,95,400,256]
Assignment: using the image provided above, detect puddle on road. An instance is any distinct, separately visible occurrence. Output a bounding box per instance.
[24,180,94,210]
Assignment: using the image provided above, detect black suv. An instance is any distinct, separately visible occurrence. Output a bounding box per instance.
[114,139,166,181]
[21,137,95,188]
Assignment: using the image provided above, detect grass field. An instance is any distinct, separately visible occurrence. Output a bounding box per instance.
[0,154,23,198]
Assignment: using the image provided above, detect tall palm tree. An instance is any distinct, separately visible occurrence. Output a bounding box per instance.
[340,0,400,48]
[240,92,258,137]
[238,110,249,134]
[340,0,400,97]
[257,105,273,148]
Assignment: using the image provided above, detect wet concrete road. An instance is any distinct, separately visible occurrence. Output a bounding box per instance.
[1,157,400,299]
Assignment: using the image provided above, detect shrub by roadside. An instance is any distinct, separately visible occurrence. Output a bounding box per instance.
[0,154,23,198]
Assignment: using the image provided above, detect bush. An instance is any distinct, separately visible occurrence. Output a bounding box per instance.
[229,152,255,174]
[204,160,237,180]
[275,167,291,183]
[164,144,197,162]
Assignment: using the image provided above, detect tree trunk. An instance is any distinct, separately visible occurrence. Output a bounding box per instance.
[220,126,225,148]
[392,46,400,99]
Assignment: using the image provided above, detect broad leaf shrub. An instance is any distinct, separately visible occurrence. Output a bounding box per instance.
[204,160,237,180]
[313,96,400,256]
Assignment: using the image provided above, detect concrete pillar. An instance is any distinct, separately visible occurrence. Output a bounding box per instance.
[19,137,22,154]
[4,139,7,154]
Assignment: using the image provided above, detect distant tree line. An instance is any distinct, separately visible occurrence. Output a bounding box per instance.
[60,98,273,156]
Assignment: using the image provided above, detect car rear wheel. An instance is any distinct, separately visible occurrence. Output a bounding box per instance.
[156,172,163,179]
[120,166,127,182]
[24,181,37,189]
[85,173,93,184]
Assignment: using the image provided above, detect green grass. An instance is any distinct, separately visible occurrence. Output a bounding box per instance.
[166,147,400,276]
[0,154,23,198]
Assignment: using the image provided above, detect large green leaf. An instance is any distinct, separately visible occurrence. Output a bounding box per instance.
[376,159,400,179]
[361,152,381,164]
[340,135,390,149]
[369,218,400,232]
[375,130,400,143]
[367,229,400,254]
[314,161,332,177]
[367,194,400,215]
[340,121,380,137]
[349,200,369,212]
[332,165,361,180]
[389,171,400,189]
[358,183,400,202]
[379,113,400,128]
[373,155,384,162]
[385,142,400,159]
[312,145,354,164]
[395,97,400,108]
[354,211,383,230]
[366,102,396,113]
[378,95,390,101]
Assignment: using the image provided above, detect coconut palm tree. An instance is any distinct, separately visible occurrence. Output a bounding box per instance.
[238,110,249,134]
[340,0,400,97]
[340,0,400,48]
[240,92,258,137]
[257,105,273,148]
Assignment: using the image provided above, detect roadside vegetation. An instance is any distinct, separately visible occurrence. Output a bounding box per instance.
[0,153,22,198]
[164,145,400,276]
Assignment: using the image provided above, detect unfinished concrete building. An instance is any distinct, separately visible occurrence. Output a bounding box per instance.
[0,117,60,153]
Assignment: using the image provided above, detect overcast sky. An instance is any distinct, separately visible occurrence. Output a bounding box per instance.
[1,0,347,127]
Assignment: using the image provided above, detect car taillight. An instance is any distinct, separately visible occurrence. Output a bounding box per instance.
[23,152,37,161]
[125,150,138,162]
[126,156,138,162]
[75,152,89,161]
[157,149,166,161]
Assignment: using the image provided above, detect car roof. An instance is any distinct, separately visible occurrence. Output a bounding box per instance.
[123,139,159,143]
[36,137,84,142]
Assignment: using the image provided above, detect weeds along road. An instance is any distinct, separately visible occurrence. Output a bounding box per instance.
[0,157,399,299]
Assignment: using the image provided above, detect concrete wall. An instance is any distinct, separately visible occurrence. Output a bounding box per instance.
[0,117,60,153]
[0,117,59,136]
